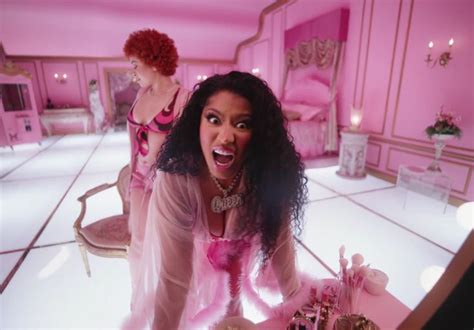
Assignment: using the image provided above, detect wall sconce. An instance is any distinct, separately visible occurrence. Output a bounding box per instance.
[425,38,454,68]
[350,105,363,131]
[54,73,68,84]
[196,74,208,82]
[251,67,260,77]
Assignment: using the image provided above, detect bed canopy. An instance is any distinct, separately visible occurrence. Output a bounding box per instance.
[283,8,349,153]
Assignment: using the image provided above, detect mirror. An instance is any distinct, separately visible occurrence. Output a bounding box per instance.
[104,68,139,130]
[0,83,32,111]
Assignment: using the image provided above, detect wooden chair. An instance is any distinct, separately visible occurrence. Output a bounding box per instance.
[73,165,131,277]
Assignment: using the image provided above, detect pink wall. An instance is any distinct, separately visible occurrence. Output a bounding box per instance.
[4,0,472,201]
[11,56,234,126]
[237,0,473,202]
[339,0,473,201]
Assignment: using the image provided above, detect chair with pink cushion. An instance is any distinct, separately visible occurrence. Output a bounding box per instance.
[73,165,131,277]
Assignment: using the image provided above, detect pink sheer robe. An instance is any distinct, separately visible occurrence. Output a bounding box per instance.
[123,172,317,329]
[126,87,190,304]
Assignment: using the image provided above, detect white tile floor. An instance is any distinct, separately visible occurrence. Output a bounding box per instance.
[0,132,470,329]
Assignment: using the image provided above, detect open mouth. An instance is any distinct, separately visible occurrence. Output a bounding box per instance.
[212,148,235,168]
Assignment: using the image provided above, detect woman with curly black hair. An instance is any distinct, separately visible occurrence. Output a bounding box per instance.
[125,71,312,329]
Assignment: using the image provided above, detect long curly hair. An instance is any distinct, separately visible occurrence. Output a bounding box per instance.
[123,29,178,76]
[157,71,308,265]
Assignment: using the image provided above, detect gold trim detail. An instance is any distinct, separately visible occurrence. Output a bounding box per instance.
[352,0,367,107]
[380,0,403,135]
[285,38,337,70]
[366,141,382,167]
[0,61,32,79]
[234,0,289,63]
[370,135,474,162]
[390,0,414,139]
[386,146,472,195]
[389,0,473,153]
[40,61,82,107]
[360,0,375,107]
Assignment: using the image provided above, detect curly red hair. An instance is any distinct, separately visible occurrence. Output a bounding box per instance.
[123,29,178,76]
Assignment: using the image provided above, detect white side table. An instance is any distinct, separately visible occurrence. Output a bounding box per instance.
[397,165,451,212]
[336,129,369,179]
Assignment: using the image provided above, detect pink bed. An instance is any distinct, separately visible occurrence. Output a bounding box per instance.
[281,75,331,159]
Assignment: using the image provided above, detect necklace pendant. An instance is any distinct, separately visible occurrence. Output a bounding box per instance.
[211,194,243,213]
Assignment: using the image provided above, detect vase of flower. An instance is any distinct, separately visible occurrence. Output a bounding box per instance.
[427,134,454,172]
[425,108,462,172]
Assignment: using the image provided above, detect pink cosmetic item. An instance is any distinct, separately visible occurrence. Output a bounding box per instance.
[364,269,389,296]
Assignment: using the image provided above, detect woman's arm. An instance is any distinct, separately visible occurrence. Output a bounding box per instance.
[271,223,301,300]
[150,173,195,329]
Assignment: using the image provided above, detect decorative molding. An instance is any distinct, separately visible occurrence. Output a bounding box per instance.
[390,0,414,140]
[366,166,397,184]
[286,38,337,70]
[391,133,474,153]
[0,61,32,79]
[234,0,289,63]
[77,63,84,103]
[40,61,82,106]
[380,0,403,136]
[13,60,43,108]
[389,0,473,153]
[370,135,474,162]
[360,0,375,107]
[366,141,382,167]
[352,0,367,107]
[386,146,472,195]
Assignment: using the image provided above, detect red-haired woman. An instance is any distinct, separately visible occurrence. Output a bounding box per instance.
[123,29,189,307]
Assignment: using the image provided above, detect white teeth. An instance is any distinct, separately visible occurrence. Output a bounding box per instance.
[214,148,234,156]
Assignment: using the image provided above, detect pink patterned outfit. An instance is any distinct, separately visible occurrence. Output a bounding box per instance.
[126,86,190,307]
[127,87,185,192]
[123,172,317,329]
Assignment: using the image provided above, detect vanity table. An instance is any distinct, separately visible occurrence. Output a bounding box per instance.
[40,107,92,136]
[258,280,410,329]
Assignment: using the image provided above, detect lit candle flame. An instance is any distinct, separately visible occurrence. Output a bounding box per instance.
[428,41,434,49]
[448,38,454,47]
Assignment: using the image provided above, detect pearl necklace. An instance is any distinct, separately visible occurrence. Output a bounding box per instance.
[210,170,243,213]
